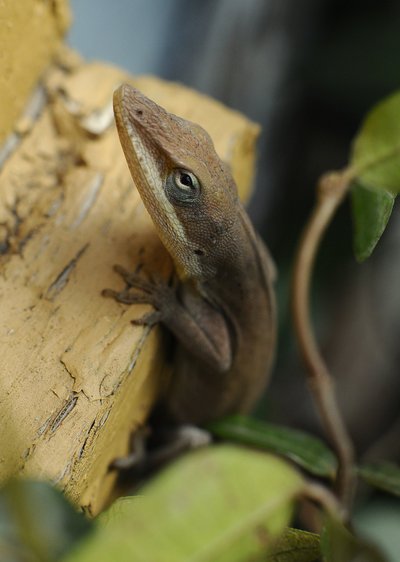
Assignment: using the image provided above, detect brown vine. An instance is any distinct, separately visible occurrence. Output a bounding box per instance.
[292,168,356,517]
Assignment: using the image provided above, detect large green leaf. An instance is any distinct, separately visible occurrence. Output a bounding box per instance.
[358,462,400,497]
[207,415,337,478]
[349,90,400,260]
[321,515,387,562]
[266,528,320,562]
[0,479,92,562]
[65,446,305,562]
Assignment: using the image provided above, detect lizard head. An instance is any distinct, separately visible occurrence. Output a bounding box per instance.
[113,83,240,281]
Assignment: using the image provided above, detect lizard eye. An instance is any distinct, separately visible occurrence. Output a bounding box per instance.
[165,169,201,204]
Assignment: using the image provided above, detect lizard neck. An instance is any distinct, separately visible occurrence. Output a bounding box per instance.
[192,204,266,308]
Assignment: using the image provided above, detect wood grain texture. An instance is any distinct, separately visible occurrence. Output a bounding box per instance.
[0,51,260,514]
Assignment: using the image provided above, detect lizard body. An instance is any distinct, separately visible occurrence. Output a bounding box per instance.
[111,84,276,425]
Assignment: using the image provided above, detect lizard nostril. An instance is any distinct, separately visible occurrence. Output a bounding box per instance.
[194,249,205,256]
[136,109,143,117]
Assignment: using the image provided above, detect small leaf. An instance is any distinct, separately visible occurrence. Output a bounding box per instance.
[349,90,400,260]
[0,479,92,562]
[64,446,305,562]
[207,415,337,478]
[358,461,400,497]
[321,515,387,562]
[265,528,320,562]
[350,181,394,261]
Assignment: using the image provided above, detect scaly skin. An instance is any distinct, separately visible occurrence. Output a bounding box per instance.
[110,84,276,424]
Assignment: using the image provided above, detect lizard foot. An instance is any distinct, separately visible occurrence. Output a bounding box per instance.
[110,425,211,475]
[102,264,177,324]
[110,427,150,471]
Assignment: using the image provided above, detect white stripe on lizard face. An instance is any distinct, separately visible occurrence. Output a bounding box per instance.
[126,121,202,278]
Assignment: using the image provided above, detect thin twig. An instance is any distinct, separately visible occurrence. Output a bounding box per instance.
[304,481,342,519]
[292,169,356,516]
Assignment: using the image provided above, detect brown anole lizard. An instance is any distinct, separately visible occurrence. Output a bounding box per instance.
[107,84,276,426]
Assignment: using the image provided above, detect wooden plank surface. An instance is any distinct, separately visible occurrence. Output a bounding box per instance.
[0,50,260,514]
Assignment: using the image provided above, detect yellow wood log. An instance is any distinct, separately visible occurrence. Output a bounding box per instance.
[0,0,70,143]
[0,50,260,515]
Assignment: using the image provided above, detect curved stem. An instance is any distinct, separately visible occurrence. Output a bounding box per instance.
[292,169,356,515]
[304,481,342,519]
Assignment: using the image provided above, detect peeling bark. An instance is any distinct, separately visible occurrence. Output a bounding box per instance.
[0,51,259,514]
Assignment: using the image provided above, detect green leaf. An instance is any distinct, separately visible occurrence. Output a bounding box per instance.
[265,528,320,562]
[350,181,394,261]
[207,415,337,478]
[0,479,92,562]
[358,462,400,497]
[349,90,400,260]
[351,90,400,194]
[321,515,388,562]
[64,446,305,562]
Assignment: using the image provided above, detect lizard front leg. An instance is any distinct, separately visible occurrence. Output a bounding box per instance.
[103,265,232,373]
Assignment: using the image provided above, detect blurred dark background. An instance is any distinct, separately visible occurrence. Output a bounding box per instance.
[69,0,400,555]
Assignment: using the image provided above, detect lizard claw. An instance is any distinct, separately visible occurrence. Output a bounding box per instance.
[110,426,150,471]
[103,288,153,305]
[102,288,119,299]
[113,264,131,279]
[113,263,154,293]
[131,310,162,327]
